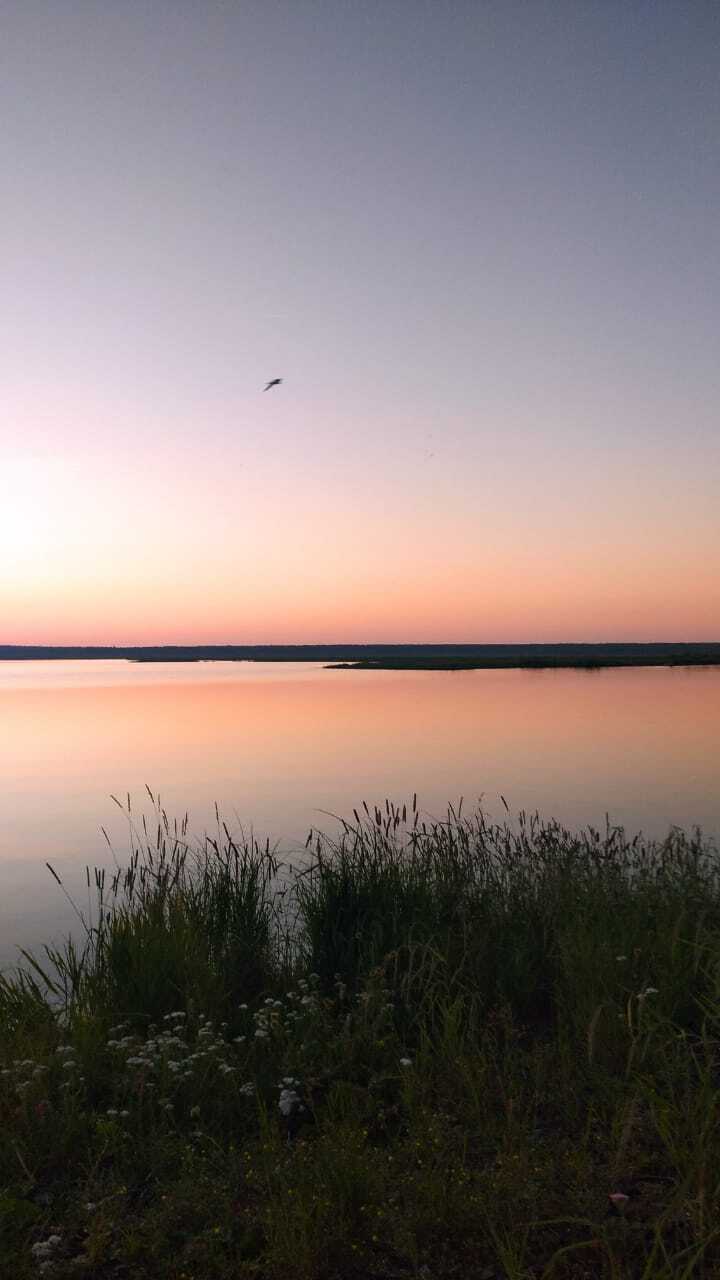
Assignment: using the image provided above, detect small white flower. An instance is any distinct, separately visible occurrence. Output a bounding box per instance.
[615,955,627,962]
[279,1088,300,1116]
[399,1058,412,1068]
[254,1029,268,1039]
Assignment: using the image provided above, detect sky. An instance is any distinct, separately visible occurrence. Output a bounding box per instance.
[2,0,719,644]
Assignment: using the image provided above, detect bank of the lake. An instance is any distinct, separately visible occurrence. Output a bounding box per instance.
[3,642,720,669]
[2,802,719,1279]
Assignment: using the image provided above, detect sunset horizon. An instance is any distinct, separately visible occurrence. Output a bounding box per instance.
[4,5,719,648]
[3,5,720,1265]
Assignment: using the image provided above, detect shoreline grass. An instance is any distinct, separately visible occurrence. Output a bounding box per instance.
[2,797,720,1278]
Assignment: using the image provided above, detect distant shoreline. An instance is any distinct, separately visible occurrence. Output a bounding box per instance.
[1,643,720,670]
[326,652,720,670]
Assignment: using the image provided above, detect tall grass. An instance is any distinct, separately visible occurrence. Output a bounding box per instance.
[1,797,719,1278]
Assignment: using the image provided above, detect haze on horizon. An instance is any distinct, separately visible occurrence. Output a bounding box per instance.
[3,2,719,646]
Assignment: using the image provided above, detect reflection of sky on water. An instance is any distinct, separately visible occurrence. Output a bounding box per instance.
[1,661,719,968]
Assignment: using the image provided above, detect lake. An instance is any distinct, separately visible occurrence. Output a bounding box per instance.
[1,659,719,970]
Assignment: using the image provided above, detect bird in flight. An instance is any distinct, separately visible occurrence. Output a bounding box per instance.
[263,378,283,392]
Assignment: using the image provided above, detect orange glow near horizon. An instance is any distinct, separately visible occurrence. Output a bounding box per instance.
[3,446,719,645]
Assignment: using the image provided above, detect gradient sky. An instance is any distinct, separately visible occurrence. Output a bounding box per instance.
[3,1,719,644]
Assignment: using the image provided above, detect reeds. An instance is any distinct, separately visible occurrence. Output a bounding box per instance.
[1,797,719,1278]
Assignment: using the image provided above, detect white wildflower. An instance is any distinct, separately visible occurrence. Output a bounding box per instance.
[279,1088,300,1117]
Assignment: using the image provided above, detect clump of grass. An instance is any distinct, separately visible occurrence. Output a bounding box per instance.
[1,796,720,1278]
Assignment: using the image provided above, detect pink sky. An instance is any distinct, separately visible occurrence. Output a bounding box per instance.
[3,5,719,644]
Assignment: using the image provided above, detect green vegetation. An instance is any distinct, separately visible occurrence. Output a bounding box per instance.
[2,796,720,1278]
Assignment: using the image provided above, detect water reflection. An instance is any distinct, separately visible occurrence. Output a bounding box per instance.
[1,660,719,966]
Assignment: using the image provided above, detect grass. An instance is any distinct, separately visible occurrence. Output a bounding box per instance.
[2,793,720,1278]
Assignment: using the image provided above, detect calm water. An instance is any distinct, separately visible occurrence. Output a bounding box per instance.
[1,660,719,969]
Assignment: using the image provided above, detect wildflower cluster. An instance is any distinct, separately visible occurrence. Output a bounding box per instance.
[278,1076,304,1118]
[30,1233,62,1271]
[253,974,321,1042]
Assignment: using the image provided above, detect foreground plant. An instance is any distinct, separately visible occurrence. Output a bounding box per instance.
[1,797,719,1278]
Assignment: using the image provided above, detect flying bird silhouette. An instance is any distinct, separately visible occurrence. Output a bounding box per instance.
[263,378,283,392]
